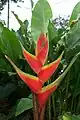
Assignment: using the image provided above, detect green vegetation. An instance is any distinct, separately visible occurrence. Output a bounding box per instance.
[0,0,80,120]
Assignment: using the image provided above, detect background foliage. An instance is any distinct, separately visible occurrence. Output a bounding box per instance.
[0,0,80,120]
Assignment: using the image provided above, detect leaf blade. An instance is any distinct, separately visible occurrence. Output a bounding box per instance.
[16,98,33,116]
[31,0,52,41]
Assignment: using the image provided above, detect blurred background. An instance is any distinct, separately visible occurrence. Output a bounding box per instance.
[0,0,80,30]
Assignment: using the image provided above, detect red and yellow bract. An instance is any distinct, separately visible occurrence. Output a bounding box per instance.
[38,52,63,84]
[22,47,42,74]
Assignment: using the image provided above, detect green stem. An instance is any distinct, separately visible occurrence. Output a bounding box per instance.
[65,71,70,111]
[52,94,56,119]
[32,92,39,120]
[59,89,62,114]
[47,79,51,120]
[48,97,51,120]
[71,74,80,112]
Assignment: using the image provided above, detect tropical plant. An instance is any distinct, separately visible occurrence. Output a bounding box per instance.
[0,0,80,120]
[5,32,80,120]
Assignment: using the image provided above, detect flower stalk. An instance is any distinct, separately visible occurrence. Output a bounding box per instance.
[32,93,39,120]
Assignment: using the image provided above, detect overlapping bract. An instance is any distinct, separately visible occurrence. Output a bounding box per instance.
[5,33,63,109]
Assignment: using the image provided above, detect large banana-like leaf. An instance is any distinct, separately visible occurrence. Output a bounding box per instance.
[31,0,52,41]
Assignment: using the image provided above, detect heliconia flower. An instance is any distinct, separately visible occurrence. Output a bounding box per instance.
[38,52,64,84]
[5,32,63,98]
[5,55,42,93]
[35,33,49,65]
[5,33,64,112]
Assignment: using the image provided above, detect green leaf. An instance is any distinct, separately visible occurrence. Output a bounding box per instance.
[28,93,32,99]
[12,11,23,27]
[67,22,80,48]
[16,98,33,116]
[0,57,12,71]
[63,113,80,120]
[65,21,80,60]
[63,114,71,120]
[31,0,52,41]
[0,24,22,63]
[59,52,80,82]
[0,83,16,99]
[69,2,80,24]
[48,20,57,41]
[12,11,28,36]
